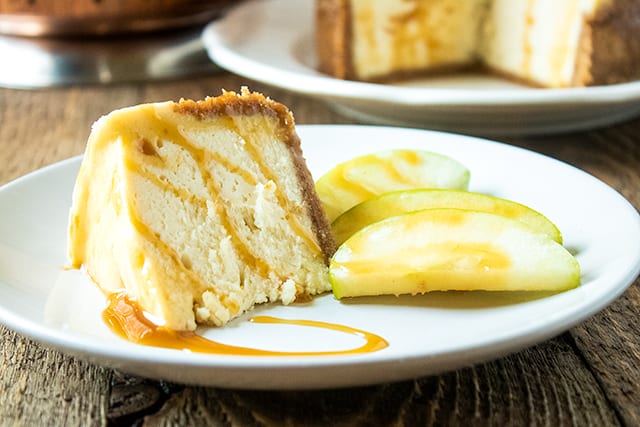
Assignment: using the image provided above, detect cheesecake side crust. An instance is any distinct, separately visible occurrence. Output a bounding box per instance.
[574,0,640,86]
[316,0,354,80]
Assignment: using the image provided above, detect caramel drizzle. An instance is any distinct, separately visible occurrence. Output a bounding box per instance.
[522,0,535,77]
[222,116,321,254]
[123,155,201,206]
[360,5,379,67]
[389,2,435,69]
[208,150,260,186]
[549,0,580,86]
[335,152,421,199]
[104,293,389,356]
[116,111,284,280]
[340,241,511,276]
[120,110,321,282]
[126,203,236,309]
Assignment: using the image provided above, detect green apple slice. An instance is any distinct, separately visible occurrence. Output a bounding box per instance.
[332,189,562,246]
[315,149,470,222]
[330,208,580,299]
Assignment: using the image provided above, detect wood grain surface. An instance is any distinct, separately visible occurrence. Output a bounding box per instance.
[0,74,638,426]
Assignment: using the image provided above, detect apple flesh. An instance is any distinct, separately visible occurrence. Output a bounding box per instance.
[331,189,563,246]
[329,208,580,299]
[315,149,470,222]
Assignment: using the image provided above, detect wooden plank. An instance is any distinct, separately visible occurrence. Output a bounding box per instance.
[0,327,110,426]
[572,286,640,427]
[140,336,619,426]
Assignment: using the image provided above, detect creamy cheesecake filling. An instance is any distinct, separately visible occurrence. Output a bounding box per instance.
[350,0,488,80]
[481,0,610,87]
[68,95,332,331]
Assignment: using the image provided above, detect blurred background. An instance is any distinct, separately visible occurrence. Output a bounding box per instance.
[0,0,236,88]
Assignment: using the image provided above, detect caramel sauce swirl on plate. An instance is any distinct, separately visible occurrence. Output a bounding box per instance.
[103,293,388,356]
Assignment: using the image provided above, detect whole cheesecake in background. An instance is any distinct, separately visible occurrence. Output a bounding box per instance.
[316,0,640,88]
[67,89,335,331]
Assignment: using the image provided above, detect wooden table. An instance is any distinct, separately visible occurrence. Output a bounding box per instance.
[0,72,638,426]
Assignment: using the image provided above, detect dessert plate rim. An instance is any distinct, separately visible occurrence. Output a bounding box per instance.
[0,124,639,389]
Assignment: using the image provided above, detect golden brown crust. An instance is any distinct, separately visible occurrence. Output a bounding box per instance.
[174,89,285,124]
[173,89,336,265]
[573,18,595,86]
[316,0,354,79]
[285,124,337,265]
[577,0,640,86]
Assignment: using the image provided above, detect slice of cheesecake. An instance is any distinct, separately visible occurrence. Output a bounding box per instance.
[67,89,335,331]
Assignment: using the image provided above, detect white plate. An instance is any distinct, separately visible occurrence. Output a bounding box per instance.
[203,0,640,136]
[1,125,639,389]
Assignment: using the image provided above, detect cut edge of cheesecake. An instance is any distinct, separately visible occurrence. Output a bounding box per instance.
[315,0,640,88]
